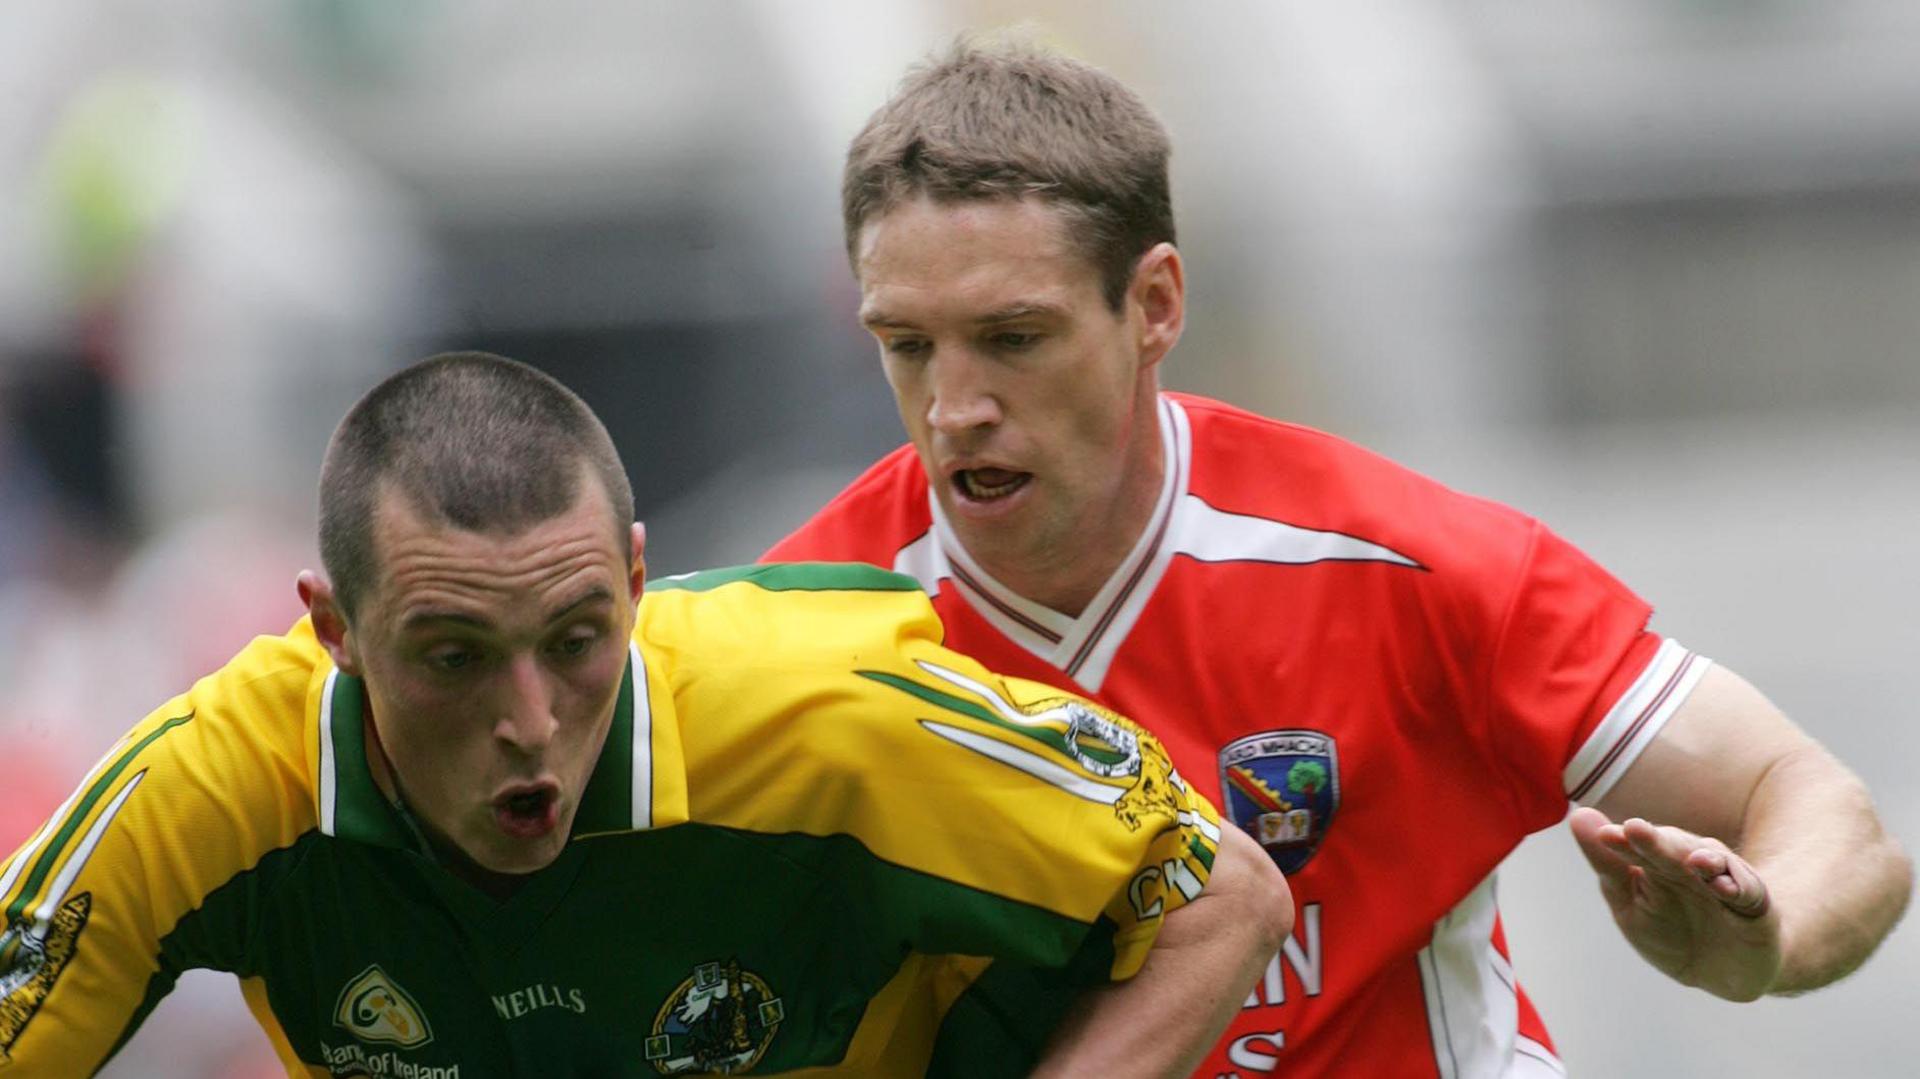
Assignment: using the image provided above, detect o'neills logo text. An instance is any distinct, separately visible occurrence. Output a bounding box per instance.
[320,1040,460,1078]
[492,982,587,1020]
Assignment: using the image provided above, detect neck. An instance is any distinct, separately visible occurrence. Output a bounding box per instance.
[363,710,528,900]
[968,399,1166,619]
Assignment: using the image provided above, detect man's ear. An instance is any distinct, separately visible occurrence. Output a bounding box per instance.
[1130,242,1186,372]
[628,521,648,603]
[297,570,361,675]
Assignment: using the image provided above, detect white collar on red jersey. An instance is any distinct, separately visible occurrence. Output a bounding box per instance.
[899,394,1421,694]
[903,395,1189,692]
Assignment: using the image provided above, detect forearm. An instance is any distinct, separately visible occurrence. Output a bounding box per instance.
[1032,826,1289,1078]
[1030,898,1272,1078]
[1740,745,1914,993]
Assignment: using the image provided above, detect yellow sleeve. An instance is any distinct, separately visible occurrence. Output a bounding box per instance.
[643,568,1222,982]
[874,633,1225,980]
[0,631,320,1073]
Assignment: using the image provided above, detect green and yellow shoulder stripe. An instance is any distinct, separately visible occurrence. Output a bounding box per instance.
[640,562,1224,978]
[0,622,329,1074]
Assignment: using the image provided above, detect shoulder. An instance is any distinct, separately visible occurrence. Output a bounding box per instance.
[636,563,948,827]
[639,563,942,672]
[640,581,1210,933]
[164,622,324,792]
[1171,392,1543,583]
[763,445,930,564]
[123,626,325,870]
[84,626,320,832]
[0,625,325,963]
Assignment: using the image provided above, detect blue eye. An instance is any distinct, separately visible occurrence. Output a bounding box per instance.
[886,338,931,357]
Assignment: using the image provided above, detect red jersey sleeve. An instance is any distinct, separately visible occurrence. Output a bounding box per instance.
[763,524,845,563]
[1478,520,1663,830]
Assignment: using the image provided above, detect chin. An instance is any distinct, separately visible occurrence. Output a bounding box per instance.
[467,820,571,873]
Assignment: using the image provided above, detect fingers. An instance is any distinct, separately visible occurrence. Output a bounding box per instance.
[1684,845,1729,878]
[1569,807,1639,911]
[1572,809,1774,921]
[1709,850,1772,919]
[1569,807,1630,874]
[1614,817,1773,919]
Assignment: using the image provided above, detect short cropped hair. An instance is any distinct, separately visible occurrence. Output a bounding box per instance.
[318,352,634,618]
[843,38,1175,310]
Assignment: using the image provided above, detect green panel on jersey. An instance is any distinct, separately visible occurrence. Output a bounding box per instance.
[133,821,1106,1076]
[322,683,413,850]
[924,917,1121,1078]
[645,562,922,595]
[732,829,1095,968]
[571,657,636,836]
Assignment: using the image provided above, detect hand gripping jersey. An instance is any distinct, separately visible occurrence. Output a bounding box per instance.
[0,563,1222,1077]
[766,393,1713,1079]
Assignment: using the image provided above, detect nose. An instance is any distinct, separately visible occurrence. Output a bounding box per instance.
[493,653,559,755]
[924,353,1003,438]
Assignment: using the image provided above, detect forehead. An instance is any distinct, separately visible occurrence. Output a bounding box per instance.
[855,197,1102,319]
[365,480,624,621]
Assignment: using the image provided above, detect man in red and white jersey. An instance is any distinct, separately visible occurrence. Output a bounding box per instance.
[765,41,1913,1078]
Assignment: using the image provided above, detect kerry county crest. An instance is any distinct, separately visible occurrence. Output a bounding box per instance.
[645,959,784,1075]
[1218,730,1340,874]
[859,659,1185,833]
[0,895,91,1066]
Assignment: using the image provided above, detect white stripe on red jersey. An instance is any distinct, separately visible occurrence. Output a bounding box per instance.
[769,392,1708,1077]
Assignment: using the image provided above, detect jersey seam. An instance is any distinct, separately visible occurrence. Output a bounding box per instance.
[715,825,1103,932]
[809,447,926,535]
[1476,518,1547,831]
[154,827,327,975]
[1421,946,1462,1077]
[1167,392,1377,451]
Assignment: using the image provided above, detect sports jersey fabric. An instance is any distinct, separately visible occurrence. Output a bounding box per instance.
[0,562,1222,1077]
[765,392,1712,1078]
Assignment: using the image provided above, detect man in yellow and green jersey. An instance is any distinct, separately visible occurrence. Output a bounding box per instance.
[0,352,1288,1077]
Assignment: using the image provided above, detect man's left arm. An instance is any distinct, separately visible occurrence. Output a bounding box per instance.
[1570,663,1913,1000]
[1032,824,1290,1079]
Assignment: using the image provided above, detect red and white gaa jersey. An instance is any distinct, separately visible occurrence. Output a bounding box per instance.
[766,392,1710,1078]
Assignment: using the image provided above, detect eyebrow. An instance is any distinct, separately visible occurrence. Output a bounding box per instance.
[398,586,616,634]
[977,301,1066,325]
[859,309,915,331]
[860,300,1067,331]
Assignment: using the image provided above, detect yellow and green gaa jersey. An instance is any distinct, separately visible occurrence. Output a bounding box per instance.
[0,563,1222,1077]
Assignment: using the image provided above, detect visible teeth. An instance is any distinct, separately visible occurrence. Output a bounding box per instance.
[961,470,1025,499]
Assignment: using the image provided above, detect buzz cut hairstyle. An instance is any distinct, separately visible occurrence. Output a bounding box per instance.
[318,351,635,619]
[842,36,1176,311]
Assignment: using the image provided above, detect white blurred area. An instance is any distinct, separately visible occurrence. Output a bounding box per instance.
[0,2,1913,1076]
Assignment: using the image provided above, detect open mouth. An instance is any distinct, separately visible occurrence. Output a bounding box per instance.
[492,785,559,839]
[953,467,1032,503]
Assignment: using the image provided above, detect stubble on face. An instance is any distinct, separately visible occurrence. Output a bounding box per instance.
[348,478,634,880]
[856,197,1165,614]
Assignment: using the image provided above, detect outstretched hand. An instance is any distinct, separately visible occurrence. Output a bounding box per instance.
[1568,806,1782,1001]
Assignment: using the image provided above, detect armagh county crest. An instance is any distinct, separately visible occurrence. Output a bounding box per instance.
[645,959,784,1075]
[1218,730,1340,874]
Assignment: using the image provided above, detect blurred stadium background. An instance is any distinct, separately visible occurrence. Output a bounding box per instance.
[1,1,1914,1075]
